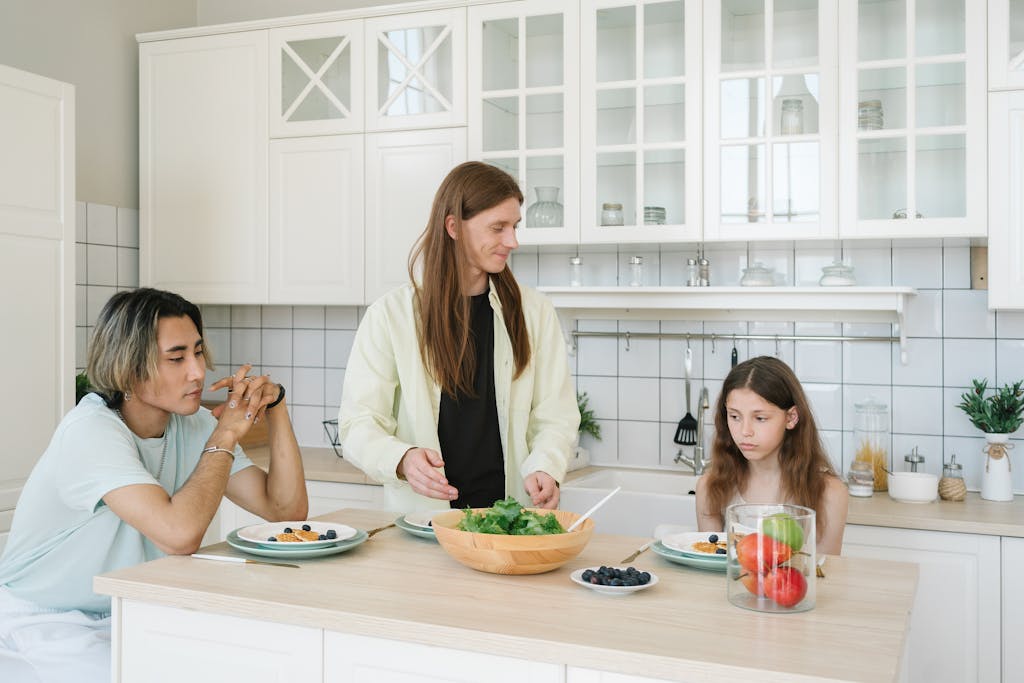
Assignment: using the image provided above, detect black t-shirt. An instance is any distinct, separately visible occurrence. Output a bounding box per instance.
[437,292,505,508]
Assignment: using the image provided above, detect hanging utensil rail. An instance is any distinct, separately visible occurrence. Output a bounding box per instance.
[571,330,898,351]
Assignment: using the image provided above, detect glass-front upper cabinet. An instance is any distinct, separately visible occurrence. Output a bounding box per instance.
[364,8,466,131]
[469,0,579,245]
[839,0,985,238]
[704,0,837,241]
[989,0,1024,89]
[580,1,701,244]
[269,21,364,137]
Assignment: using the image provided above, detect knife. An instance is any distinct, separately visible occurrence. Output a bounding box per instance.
[366,522,397,538]
[191,553,300,568]
[620,540,653,564]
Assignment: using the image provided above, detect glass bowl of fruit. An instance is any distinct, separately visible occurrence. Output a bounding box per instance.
[726,504,816,613]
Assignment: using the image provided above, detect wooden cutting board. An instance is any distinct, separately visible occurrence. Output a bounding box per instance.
[200,401,269,448]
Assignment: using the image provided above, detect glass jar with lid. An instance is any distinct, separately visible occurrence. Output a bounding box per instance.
[847,460,874,497]
[939,454,966,502]
[740,262,775,286]
[854,398,890,492]
[601,203,624,226]
[819,261,856,286]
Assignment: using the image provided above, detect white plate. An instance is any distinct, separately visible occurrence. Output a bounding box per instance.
[662,531,727,557]
[570,567,659,596]
[236,521,357,548]
[404,510,443,530]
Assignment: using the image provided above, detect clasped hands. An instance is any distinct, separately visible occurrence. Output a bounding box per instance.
[209,363,281,432]
[397,447,560,509]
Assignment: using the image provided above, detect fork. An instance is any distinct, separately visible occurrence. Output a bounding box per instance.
[366,522,397,538]
[620,540,654,564]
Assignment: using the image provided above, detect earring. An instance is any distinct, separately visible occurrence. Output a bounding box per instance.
[124,391,132,401]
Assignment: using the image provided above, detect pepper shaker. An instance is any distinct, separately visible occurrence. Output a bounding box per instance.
[628,256,644,287]
[569,256,582,287]
[698,256,710,286]
[686,258,699,286]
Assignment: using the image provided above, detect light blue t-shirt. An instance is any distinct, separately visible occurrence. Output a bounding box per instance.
[0,393,253,615]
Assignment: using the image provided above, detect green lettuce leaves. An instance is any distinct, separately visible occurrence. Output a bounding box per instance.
[456,496,566,535]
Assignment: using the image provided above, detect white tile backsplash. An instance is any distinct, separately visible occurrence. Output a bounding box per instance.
[87,245,117,286]
[261,306,293,329]
[260,329,292,367]
[86,203,117,245]
[294,329,326,367]
[944,289,995,338]
[943,338,996,389]
[893,245,942,288]
[116,207,139,248]
[618,377,660,421]
[117,247,139,287]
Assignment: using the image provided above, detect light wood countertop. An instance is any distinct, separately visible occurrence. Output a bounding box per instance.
[96,508,916,683]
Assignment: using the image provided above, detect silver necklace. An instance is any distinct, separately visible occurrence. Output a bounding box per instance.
[115,409,169,480]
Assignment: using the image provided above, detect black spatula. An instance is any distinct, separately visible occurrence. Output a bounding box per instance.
[674,348,698,446]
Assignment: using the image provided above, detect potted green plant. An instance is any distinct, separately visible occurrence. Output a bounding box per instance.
[577,391,602,442]
[956,379,1024,501]
[75,371,92,405]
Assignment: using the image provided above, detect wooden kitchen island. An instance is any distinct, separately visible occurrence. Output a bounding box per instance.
[95,508,917,683]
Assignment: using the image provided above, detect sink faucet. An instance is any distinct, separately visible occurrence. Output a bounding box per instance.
[674,387,711,475]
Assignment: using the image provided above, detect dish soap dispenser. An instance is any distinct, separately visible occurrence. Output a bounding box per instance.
[939,454,966,502]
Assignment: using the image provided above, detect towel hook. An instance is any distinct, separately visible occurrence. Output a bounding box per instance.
[625,331,631,352]
[685,333,691,351]
[775,334,781,357]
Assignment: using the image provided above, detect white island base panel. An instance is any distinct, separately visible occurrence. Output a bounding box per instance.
[97,509,917,683]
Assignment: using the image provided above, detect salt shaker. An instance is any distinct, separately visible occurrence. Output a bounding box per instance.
[939,454,966,502]
[698,256,710,286]
[569,256,582,287]
[628,256,644,287]
[686,258,699,286]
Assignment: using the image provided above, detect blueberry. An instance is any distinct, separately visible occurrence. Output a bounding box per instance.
[325,529,337,539]
[708,533,719,543]
[427,520,432,527]
[609,578,624,587]
[319,534,327,540]
[589,575,602,585]
[283,527,293,534]
[623,578,639,587]
[639,572,651,584]
[581,570,594,581]
[267,537,277,542]
[716,547,726,554]
[302,524,312,532]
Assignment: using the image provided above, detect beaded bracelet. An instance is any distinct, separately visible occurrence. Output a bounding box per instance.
[202,446,235,461]
[266,385,286,410]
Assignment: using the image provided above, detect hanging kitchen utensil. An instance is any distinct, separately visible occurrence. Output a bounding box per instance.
[674,345,698,446]
[731,335,739,368]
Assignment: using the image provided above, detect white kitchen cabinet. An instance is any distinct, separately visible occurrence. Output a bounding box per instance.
[988,89,1024,309]
[838,0,987,239]
[469,0,580,246]
[1002,536,1024,681]
[844,524,1001,683]
[989,0,1024,90]
[703,0,838,242]
[269,19,364,137]
[269,135,365,305]
[117,601,322,683]
[140,31,269,304]
[0,65,74,540]
[568,669,671,683]
[324,632,563,683]
[364,127,467,303]
[364,7,466,131]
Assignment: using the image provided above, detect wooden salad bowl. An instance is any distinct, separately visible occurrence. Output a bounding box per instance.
[431,507,594,575]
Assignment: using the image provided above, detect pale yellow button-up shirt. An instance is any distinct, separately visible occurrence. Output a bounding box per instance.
[339,280,580,514]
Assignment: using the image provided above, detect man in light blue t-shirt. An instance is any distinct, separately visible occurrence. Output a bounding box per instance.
[0,289,309,683]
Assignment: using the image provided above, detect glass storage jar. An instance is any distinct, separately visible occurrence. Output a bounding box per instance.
[628,256,644,287]
[740,262,775,286]
[854,398,890,492]
[601,203,624,226]
[939,454,966,502]
[847,460,874,497]
[819,261,856,286]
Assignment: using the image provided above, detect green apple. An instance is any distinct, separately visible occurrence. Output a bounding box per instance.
[761,513,804,552]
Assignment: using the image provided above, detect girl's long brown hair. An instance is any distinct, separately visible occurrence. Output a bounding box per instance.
[701,356,838,529]
[408,161,528,398]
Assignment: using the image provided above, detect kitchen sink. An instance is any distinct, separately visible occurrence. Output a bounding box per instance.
[560,468,698,537]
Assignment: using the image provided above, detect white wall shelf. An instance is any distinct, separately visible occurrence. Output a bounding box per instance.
[539,286,917,362]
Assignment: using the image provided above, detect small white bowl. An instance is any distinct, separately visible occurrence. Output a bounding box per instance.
[887,472,939,503]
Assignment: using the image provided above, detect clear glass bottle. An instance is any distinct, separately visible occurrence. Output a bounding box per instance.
[698,256,710,286]
[601,203,624,226]
[569,256,582,287]
[686,258,699,286]
[854,398,890,492]
[628,256,644,287]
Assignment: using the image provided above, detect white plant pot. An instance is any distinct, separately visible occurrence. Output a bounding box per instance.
[981,433,1014,502]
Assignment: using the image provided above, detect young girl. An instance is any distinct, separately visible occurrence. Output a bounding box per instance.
[695,356,848,555]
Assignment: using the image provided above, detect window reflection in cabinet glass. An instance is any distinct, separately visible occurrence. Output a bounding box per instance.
[597,89,636,145]
[597,151,636,226]
[644,148,684,225]
[915,0,964,57]
[857,137,907,220]
[721,78,766,139]
[772,142,819,222]
[772,74,819,136]
[596,6,636,82]
[915,62,965,127]
[773,0,818,68]
[482,97,518,152]
[377,25,452,117]
[526,94,563,149]
[859,67,906,130]
[644,1,685,79]
[281,37,352,122]
[858,0,906,61]
[526,14,564,88]
[720,144,765,224]
[644,84,685,143]
[482,19,517,91]
[1012,0,1024,67]
[721,0,765,72]
[917,134,965,218]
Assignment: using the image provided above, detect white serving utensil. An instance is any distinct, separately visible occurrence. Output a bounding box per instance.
[620,540,653,564]
[191,553,300,569]
[566,485,621,532]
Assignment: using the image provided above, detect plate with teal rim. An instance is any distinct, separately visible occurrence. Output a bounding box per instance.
[236,521,357,549]
[651,540,726,572]
[395,515,438,541]
[226,529,368,559]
